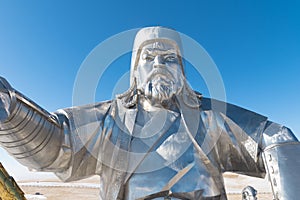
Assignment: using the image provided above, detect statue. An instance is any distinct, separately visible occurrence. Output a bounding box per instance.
[0,26,299,200]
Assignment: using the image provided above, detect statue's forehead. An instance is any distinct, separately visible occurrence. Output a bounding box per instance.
[141,42,178,54]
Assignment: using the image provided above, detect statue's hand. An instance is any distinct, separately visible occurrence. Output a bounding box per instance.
[0,77,12,122]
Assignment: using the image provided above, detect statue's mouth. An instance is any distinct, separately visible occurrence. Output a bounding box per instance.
[146,68,175,85]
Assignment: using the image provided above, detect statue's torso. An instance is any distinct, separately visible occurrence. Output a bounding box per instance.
[64,99,267,200]
[122,106,224,199]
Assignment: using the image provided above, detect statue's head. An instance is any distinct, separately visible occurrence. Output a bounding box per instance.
[132,27,185,105]
[118,26,200,108]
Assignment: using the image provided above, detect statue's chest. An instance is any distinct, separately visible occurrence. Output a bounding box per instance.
[124,155,219,200]
[110,106,220,199]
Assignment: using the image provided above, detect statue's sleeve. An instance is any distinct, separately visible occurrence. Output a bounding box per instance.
[0,87,70,171]
[0,78,112,181]
[53,101,112,181]
[202,97,300,199]
[201,97,268,176]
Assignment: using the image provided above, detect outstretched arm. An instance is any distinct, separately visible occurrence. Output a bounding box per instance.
[0,77,71,172]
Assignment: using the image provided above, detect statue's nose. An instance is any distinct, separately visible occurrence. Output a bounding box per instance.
[153,55,165,68]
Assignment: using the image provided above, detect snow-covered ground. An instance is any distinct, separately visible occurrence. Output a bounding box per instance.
[25,194,47,200]
[18,172,272,193]
[16,172,273,200]
[20,182,100,189]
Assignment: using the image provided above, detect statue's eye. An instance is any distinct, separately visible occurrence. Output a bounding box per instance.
[164,54,177,62]
[142,53,155,61]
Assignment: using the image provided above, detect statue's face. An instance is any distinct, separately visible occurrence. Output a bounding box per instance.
[135,41,184,103]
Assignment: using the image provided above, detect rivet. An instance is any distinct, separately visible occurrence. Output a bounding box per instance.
[268,154,272,161]
[273,178,277,186]
[271,166,275,174]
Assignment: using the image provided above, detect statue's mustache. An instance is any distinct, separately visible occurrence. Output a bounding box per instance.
[145,68,175,84]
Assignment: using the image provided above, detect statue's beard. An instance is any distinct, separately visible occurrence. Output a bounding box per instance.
[142,69,183,104]
[144,77,174,103]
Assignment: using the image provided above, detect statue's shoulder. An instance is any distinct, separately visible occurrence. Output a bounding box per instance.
[200,96,267,124]
[56,100,114,118]
[200,96,268,140]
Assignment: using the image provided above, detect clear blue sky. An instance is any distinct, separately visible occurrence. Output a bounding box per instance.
[0,1,299,179]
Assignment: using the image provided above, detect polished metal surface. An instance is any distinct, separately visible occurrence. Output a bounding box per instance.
[263,143,300,200]
[0,78,70,171]
[0,27,299,200]
[242,186,257,200]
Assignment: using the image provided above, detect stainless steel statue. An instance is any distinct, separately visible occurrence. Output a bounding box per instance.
[0,26,300,200]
